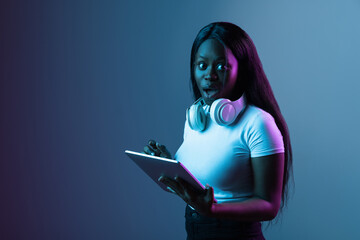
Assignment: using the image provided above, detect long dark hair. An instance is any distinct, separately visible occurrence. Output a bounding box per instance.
[190,22,293,213]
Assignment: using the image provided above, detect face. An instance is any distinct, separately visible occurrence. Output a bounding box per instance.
[194,39,238,105]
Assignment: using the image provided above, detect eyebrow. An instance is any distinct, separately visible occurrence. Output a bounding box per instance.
[198,55,207,59]
[198,55,226,61]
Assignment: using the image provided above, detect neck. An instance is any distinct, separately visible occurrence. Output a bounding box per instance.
[232,94,247,115]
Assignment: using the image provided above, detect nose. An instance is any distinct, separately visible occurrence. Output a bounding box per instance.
[204,66,218,81]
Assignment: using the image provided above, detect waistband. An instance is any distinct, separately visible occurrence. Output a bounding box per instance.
[185,204,262,226]
[185,205,264,240]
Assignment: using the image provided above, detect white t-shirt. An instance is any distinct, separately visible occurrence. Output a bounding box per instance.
[174,104,285,203]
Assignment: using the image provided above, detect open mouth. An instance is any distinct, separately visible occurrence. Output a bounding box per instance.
[203,89,219,98]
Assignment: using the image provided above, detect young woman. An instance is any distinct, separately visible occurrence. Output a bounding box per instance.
[144,22,293,240]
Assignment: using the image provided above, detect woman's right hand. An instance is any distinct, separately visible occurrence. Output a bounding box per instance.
[143,139,172,159]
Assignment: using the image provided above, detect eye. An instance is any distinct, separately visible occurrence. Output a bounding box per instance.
[216,63,229,71]
[197,62,207,70]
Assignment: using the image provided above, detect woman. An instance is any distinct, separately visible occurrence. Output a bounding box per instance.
[144,22,293,240]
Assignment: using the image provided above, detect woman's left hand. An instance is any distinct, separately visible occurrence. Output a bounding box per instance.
[158,176,215,216]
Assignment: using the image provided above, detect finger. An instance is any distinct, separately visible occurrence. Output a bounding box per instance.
[156,143,172,158]
[147,144,161,156]
[148,140,163,156]
[174,176,188,195]
[143,145,155,155]
[163,177,182,192]
[176,176,197,194]
[205,185,211,196]
[166,186,177,194]
[205,185,214,203]
[160,176,185,196]
[175,176,198,202]
[148,140,157,148]
[210,187,214,201]
[175,176,190,189]
[158,176,177,194]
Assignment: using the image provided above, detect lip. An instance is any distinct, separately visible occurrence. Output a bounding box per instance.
[203,88,219,98]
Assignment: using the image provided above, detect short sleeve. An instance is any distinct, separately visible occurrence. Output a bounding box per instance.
[183,112,191,140]
[183,120,189,140]
[247,111,285,158]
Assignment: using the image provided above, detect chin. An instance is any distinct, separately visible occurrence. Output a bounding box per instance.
[203,97,217,105]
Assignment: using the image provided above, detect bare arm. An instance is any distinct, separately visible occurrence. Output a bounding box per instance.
[160,152,284,221]
[210,152,284,221]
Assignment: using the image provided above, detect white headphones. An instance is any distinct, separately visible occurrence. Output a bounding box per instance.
[186,95,247,131]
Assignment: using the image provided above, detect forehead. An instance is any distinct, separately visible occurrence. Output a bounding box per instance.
[196,39,226,59]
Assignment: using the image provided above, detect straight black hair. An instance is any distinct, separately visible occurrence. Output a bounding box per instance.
[190,22,293,214]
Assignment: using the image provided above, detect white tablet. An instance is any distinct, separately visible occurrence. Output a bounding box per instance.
[125,150,205,193]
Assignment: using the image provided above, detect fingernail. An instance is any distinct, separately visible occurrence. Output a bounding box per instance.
[158,176,163,182]
[151,152,155,156]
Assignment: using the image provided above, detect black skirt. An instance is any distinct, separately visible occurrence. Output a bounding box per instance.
[185,205,265,240]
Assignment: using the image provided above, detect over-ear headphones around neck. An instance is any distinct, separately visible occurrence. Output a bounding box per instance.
[186,95,247,132]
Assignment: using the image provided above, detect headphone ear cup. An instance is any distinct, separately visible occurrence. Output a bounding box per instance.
[210,98,237,126]
[187,103,207,131]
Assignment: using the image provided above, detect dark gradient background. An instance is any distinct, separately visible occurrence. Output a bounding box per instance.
[1,0,360,239]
